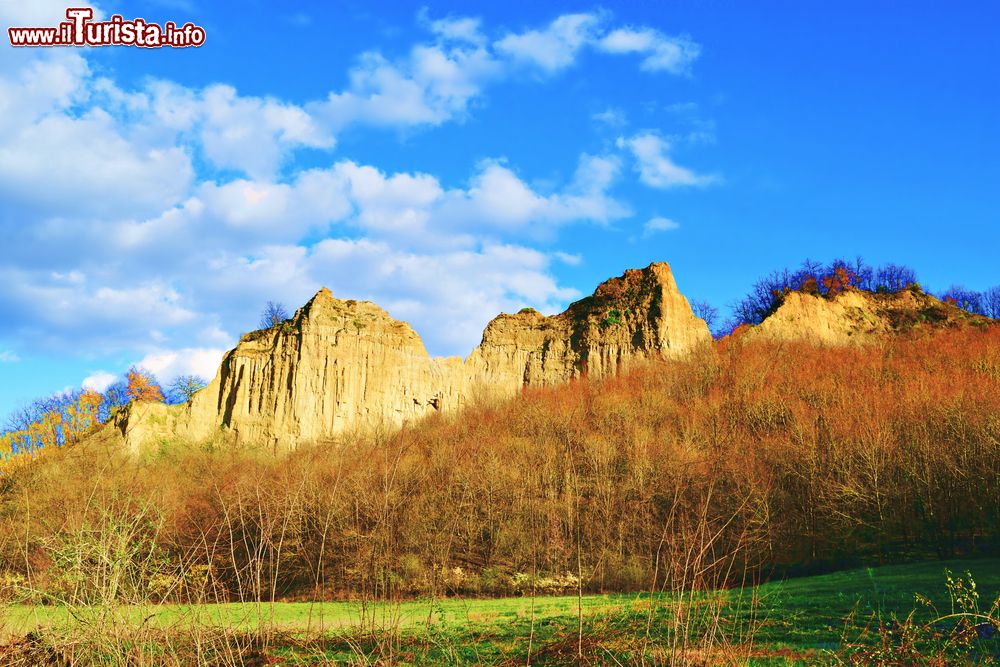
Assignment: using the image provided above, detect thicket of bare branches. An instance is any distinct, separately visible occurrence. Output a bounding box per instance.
[1,326,998,607]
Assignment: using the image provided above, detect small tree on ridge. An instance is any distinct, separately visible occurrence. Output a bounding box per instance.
[169,375,208,404]
[260,301,289,329]
[126,367,165,403]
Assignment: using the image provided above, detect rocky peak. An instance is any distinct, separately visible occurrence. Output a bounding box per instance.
[467,262,710,390]
[296,287,335,322]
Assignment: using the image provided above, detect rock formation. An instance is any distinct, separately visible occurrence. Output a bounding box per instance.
[116,262,711,451]
[466,262,711,391]
[746,285,991,345]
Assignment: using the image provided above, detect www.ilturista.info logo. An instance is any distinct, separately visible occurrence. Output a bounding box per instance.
[7,8,206,48]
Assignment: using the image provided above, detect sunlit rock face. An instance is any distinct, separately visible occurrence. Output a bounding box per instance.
[119,262,711,451]
[745,286,991,346]
[465,262,711,393]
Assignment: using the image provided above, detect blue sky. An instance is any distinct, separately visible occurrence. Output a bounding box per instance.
[1,1,997,417]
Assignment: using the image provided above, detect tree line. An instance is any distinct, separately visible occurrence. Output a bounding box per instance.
[0,368,205,460]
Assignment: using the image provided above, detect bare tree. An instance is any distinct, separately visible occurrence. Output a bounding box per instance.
[169,375,208,403]
[983,286,1000,319]
[940,285,985,315]
[690,299,719,331]
[875,263,917,293]
[259,301,289,329]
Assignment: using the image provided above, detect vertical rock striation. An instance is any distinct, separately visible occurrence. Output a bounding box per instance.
[465,262,710,394]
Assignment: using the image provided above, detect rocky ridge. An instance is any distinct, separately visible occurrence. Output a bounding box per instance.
[746,285,992,345]
[117,262,711,451]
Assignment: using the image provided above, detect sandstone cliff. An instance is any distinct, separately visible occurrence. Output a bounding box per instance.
[746,286,991,345]
[466,262,710,392]
[179,290,469,448]
[114,262,710,451]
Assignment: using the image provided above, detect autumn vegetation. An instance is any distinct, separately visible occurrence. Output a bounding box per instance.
[2,323,997,603]
[0,368,210,462]
[0,367,162,459]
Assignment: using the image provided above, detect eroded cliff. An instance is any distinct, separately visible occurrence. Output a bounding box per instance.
[746,286,991,345]
[116,262,711,451]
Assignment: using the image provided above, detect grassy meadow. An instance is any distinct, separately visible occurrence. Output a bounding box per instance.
[2,559,999,664]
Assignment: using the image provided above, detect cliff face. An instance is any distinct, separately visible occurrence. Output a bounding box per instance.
[181,289,468,449]
[466,263,711,394]
[117,262,711,451]
[746,290,887,345]
[746,287,991,345]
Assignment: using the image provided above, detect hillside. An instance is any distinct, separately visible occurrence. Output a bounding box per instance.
[105,261,998,455]
[4,322,998,595]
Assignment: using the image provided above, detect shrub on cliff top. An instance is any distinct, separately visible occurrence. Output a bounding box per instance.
[730,257,920,327]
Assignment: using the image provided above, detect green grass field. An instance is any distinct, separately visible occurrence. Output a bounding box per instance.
[3,558,999,664]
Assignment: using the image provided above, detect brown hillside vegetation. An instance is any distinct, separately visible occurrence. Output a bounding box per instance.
[1,324,998,603]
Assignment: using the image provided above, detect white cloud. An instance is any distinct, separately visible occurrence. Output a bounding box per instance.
[197,84,333,178]
[0,109,194,219]
[495,13,601,73]
[437,154,627,235]
[313,11,701,133]
[593,107,627,127]
[196,173,351,238]
[145,80,201,130]
[421,11,486,45]
[617,133,716,189]
[312,41,501,130]
[0,273,198,354]
[554,251,582,265]
[125,81,335,179]
[0,350,20,363]
[162,154,625,251]
[643,216,681,236]
[82,370,117,393]
[137,347,226,384]
[0,54,333,195]
[596,28,700,74]
[334,161,444,237]
[51,270,85,284]
[459,162,548,225]
[495,14,700,77]
[0,53,91,132]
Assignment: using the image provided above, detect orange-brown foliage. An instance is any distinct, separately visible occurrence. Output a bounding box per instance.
[1,326,998,600]
[126,367,164,403]
[821,265,857,294]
